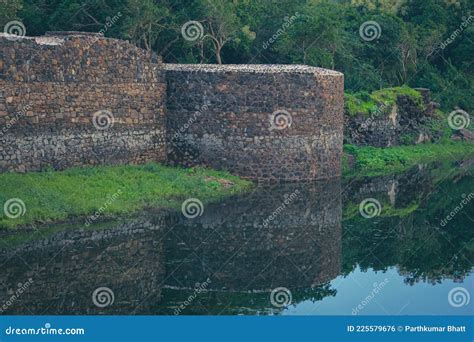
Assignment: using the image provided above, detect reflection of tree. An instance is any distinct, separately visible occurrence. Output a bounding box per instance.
[396,220,473,285]
[342,167,474,284]
[291,284,337,305]
[155,283,337,315]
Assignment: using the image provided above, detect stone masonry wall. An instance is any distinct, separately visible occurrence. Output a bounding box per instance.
[0,32,166,172]
[344,88,441,147]
[0,33,345,181]
[165,64,344,181]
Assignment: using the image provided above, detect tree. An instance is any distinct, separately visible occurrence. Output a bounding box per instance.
[275,2,343,68]
[200,0,241,64]
[0,0,23,26]
[122,0,170,51]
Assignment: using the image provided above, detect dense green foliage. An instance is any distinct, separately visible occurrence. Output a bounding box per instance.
[343,141,474,176]
[2,0,473,111]
[0,163,252,228]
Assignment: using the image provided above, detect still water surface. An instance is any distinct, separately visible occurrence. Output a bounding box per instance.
[0,161,472,315]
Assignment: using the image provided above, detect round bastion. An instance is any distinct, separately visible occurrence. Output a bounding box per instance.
[165,63,344,181]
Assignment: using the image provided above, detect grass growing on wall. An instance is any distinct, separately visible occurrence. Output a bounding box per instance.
[0,163,253,229]
[343,141,474,177]
[344,86,424,118]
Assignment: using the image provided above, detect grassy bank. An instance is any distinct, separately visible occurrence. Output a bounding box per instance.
[343,141,474,177]
[0,163,253,229]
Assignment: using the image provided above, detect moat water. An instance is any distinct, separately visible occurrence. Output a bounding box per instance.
[1,161,473,315]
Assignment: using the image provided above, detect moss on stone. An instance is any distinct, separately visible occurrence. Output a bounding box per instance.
[344,86,424,118]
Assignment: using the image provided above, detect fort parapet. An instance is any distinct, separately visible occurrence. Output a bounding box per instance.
[0,33,344,181]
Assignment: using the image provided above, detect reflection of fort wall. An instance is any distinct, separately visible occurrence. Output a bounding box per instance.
[164,179,342,291]
[0,179,344,314]
[0,219,166,314]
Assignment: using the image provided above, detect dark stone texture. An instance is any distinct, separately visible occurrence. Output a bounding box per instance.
[0,33,166,172]
[0,34,344,181]
[165,64,344,181]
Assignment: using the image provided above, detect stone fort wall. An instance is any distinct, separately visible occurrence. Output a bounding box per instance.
[165,64,344,181]
[0,32,166,172]
[0,33,344,180]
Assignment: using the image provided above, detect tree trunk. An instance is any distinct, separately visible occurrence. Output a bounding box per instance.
[216,45,222,64]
